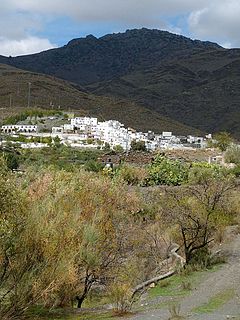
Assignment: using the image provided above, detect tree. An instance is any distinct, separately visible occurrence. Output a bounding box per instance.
[225,144,240,164]
[53,136,61,148]
[147,155,189,186]
[103,142,111,151]
[1,151,19,171]
[130,140,146,152]
[22,169,141,310]
[211,132,233,152]
[162,169,237,264]
[113,145,124,153]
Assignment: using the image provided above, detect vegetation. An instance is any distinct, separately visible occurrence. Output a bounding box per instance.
[225,144,240,164]
[211,132,234,152]
[2,29,240,137]
[162,168,236,264]
[0,64,195,135]
[147,154,189,186]
[0,145,239,319]
[3,109,63,125]
[130,140,146,152]
[193,289,234,314]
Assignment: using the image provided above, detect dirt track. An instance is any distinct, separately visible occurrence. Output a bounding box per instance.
[131,229,240,320]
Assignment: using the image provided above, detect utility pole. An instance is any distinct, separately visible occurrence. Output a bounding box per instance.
[27,82,31,108]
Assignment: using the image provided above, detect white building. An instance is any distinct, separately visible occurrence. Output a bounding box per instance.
[1,125,38,134]
[71,117,98,127]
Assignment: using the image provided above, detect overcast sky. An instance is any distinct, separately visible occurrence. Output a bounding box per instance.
[0,0,239,56]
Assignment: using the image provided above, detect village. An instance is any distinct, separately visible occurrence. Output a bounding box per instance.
[0,113,211,152]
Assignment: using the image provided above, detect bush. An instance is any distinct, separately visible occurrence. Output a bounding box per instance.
[188,162,225,184]
[113,145,124,153]
[115,164,148,185]
[225,145,240,164]
[131,140,146,152]
[147,155,189,186]
[5,152,19,170]
[84,160,104,173]
[229,165,240,177]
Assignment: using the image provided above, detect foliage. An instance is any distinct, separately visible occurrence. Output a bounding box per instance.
[19,147,103,170]
[188,162,225,184]
[130,140,146,152]
[3,109,63,125]
[84,160,104,173]
[211,132,233,152]
[225,144,240,164]
[103,142,111,151]
[162,171,237,264]
[147,155,189,186]
[0,167,144,318]
[0,150,19,170]
[53,136,61,148]
[113,145,124,153]
[229,165,240,177]
[115,164,148,185]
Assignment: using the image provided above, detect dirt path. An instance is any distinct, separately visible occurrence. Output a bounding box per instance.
[130,231,240,320]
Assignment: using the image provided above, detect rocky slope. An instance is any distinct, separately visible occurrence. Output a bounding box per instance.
[1,28,239,137]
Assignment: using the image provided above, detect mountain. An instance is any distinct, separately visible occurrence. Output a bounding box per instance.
[0,64,198,135]
[0,28,240,137]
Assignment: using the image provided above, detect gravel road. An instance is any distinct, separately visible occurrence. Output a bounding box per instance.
[129,231,240,320]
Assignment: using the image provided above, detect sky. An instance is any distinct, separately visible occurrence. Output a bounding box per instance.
[0,0,240,56]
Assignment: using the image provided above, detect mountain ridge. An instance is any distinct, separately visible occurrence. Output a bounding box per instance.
[0,28,239,137]
[0,63,200,135]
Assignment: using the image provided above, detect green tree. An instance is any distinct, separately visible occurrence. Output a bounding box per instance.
[163,169,237,264]
[53,136,61,148]
[103,142,111,151]
[130,140,146,152]
[225,144,240,164]
[113,145,124,153]
[147,155,189,186]
[212,132,233,152]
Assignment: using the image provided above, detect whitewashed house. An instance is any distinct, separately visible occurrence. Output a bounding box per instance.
[1,125,38,134]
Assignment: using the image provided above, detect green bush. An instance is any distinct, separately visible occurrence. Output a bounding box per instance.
[229,165,240,177]
[130,140,146,152]
[113,145,124,153]
[3,109,63,125]
[147,155,189,186]
[115,164,148,185]
[225,145,240,164]
[188,162,226,184]
[84,160,104,173]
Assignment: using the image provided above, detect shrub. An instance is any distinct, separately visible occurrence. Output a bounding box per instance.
[229,165,240,177]
[225,145,240,164]
[115,164,148,185]
[84,160,104,173]
[211,132,233,152]
[188,162,225,184]
[5,152,19,170]
[147,155,189,186]
[131,140,146,152]
[113,145,124,153]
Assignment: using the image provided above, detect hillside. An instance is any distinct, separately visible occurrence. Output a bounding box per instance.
[0,64,198,135]
[1,28,240,137]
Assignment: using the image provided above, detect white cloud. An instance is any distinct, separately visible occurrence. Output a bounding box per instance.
[0,37,56,57]
[188,0,240,47]
[0,0,240,55]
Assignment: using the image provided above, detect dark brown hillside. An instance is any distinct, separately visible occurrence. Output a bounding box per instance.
[0,64,199,135]
[0,28,239,137]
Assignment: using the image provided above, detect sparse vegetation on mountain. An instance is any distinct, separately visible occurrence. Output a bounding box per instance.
[1,29,240,137]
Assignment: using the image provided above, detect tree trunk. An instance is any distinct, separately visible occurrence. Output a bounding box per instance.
[76,294,86,309]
